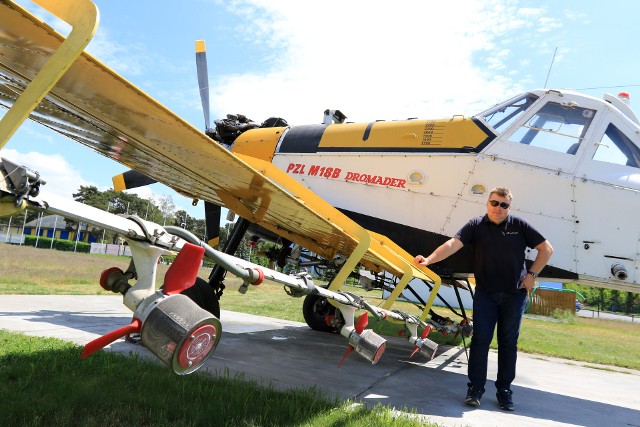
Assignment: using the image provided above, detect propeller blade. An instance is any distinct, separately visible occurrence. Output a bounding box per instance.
[355,312,369,334]
[204,201,221,248]
[421,324,434,339]
[113,169,157,191]
[163,242,206,295]
[337,345,354,368]
[81,318,141,359]
[195,40,210,130]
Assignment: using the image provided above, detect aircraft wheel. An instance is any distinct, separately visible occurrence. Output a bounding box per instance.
[181,277,221,318]
[302,291,338,332]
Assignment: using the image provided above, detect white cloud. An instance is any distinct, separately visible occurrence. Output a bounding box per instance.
[207,0,557,124]
[3,0,564,220]
[1,148,91,200]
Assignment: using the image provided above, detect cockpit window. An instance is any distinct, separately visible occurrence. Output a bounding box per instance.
[593,124,640,168]
[508,101,596,155]
[481,93,539,133]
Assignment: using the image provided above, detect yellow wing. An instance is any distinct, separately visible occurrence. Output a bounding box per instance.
[0,0,438,285]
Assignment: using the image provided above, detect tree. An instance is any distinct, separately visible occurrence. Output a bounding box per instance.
[610,290,622,312]
[172,209,207,241]
[191,218,206,241]
[71,186,168,243]
[68,186,107,241]
[625,292,638,314]
[66,185,211,245]
[157,195,175,225]
[72,185,103,205]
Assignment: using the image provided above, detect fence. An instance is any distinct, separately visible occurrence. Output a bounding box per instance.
[0,233,25,244]
[528,288,576,315]
[90,243,132,256]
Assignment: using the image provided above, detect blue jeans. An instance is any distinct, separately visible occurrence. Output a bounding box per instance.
[468,289,527,392]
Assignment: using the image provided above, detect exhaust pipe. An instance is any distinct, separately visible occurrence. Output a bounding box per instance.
[611,263,628,280]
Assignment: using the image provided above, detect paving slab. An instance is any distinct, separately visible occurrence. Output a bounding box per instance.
[1,295,639,427]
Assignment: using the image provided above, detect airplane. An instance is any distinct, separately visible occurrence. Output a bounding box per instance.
[1,0,639,374]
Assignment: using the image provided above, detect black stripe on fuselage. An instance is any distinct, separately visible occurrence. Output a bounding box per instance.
[471,117,496,153]
[362,122,375,141]
[277,124,326,153]
[338,208,577,281]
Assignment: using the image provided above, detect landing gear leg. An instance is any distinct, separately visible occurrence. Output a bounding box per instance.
[182,217,252,316]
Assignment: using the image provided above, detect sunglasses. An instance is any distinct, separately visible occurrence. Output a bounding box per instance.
[488,200,511,209]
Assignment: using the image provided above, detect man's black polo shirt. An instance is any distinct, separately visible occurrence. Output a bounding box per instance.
[454,214,546,293]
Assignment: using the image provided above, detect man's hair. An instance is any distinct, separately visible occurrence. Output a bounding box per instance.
[489,187,513,202]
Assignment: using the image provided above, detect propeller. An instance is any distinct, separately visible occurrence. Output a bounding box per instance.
[194,39,222,248]
[195,39,210,131]
[112,169,157,192]
[110,40,223,249]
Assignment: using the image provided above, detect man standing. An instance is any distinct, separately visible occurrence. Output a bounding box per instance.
[414,187,553,411]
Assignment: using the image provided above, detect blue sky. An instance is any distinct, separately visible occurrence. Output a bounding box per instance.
[2,0,640,219]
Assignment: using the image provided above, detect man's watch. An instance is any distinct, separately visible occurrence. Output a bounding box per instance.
[528,271,539,278]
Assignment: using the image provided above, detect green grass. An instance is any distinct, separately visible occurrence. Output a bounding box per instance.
[517,315,640,369]
[0,330,431,427]
[2,243,640,425]
[2,244,640,368]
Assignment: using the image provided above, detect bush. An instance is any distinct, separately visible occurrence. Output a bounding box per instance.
[23,235,91,253]
[160,253,216,268]
[550,308,576,324]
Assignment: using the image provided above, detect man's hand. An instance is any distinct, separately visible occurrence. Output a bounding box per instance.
[519,273,536,292]
[414,255,429,266]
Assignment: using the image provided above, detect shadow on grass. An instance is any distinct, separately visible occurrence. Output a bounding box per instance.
[0,332,340,427]
[0,331,432,427]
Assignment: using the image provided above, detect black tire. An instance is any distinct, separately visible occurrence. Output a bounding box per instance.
[181,277,221,318]
[302,292,338,332]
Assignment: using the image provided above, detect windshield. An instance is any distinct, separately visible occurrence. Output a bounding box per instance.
[480,93,539,134]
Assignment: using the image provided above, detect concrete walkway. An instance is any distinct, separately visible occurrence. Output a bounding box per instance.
[1,295,639,427]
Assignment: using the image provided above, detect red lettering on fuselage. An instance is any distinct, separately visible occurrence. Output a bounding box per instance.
[286,163,306,174]
[288,163,405,188]
[344,171,406,188]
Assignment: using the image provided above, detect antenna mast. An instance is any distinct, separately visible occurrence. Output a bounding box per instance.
[544,47,558,88]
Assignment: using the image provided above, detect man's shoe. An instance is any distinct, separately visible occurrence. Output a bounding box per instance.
[496,388,514,411]
[465,385,483,406]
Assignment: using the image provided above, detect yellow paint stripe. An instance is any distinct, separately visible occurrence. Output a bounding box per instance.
[112,173,126,192]
[195,40,206,53]
[318,118,487,149]
[207,237,219,248]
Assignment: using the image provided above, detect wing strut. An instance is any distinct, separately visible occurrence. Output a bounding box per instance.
[0,0,99,150]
